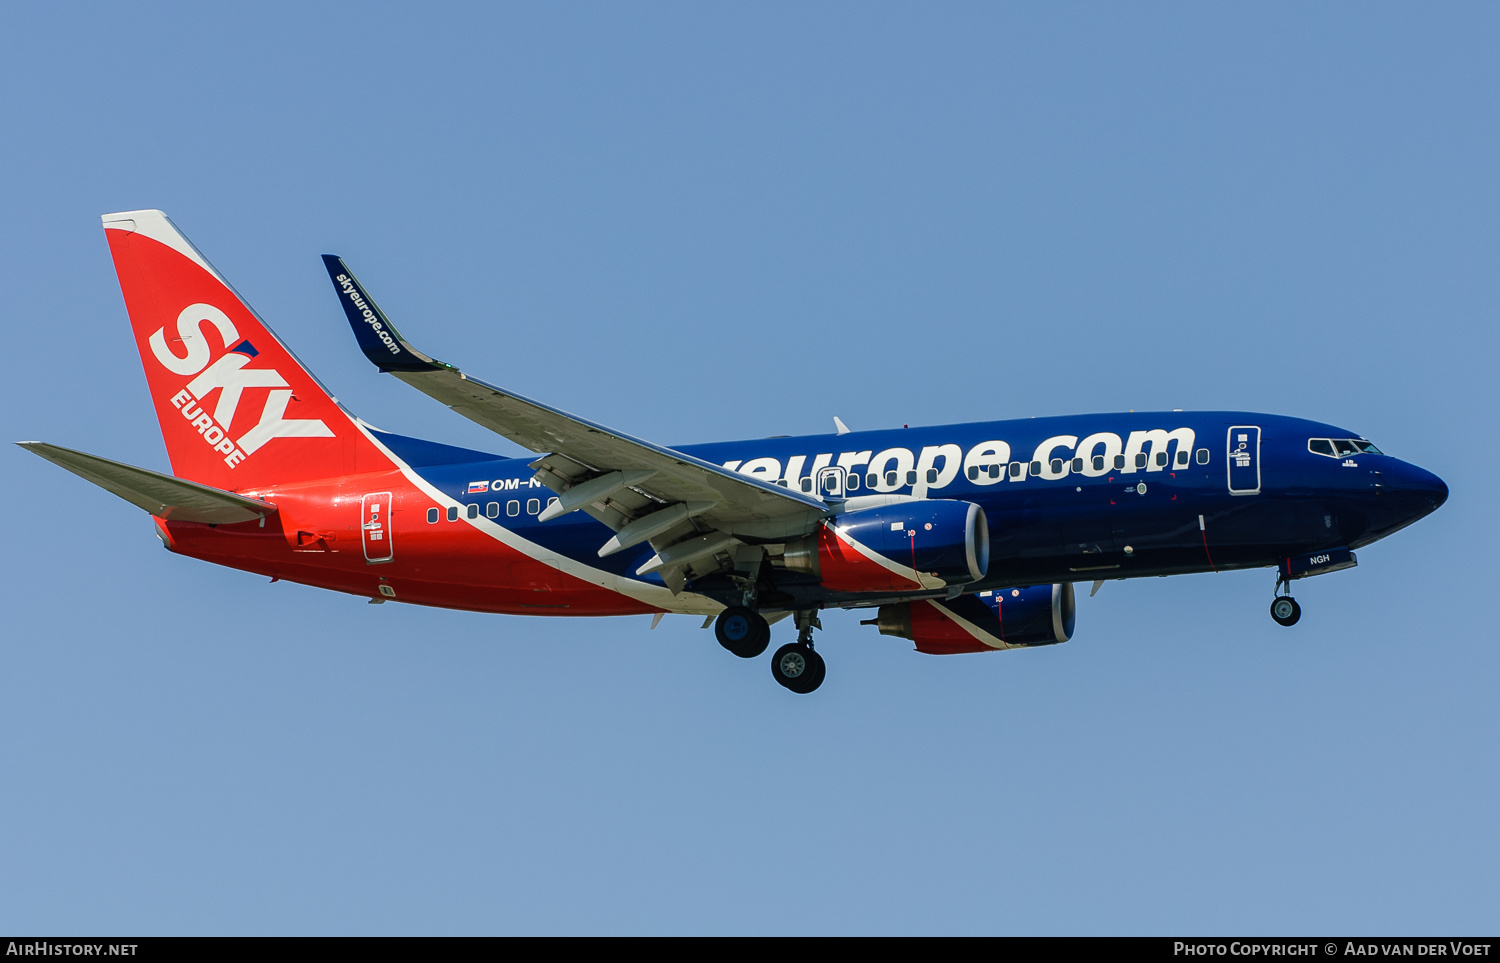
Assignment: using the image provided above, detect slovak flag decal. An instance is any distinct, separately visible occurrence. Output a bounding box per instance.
[467,480,489,494]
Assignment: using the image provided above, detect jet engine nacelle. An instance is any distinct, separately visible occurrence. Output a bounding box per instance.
[783,499,989,592]
[866,584,1076,654]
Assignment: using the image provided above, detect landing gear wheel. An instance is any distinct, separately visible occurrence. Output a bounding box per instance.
[771,642,826,694]
[1270,596,1301,627]
[715,605,769,658]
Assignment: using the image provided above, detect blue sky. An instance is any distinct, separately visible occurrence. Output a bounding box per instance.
[1,3,1494,934]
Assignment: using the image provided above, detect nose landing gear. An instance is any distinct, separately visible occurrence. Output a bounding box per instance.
[1270,576,1301,626]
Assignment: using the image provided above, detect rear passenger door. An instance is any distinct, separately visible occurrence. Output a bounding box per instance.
[361,492,395,562]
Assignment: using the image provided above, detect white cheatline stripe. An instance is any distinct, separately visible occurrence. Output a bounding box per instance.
[831,525,947,591]
[922,599,1019,651]
[355,420,722,616]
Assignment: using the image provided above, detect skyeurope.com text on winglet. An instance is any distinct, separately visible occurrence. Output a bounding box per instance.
[321,254,447,373]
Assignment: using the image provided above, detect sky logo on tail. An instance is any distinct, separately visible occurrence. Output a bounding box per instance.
[149,303,334,468]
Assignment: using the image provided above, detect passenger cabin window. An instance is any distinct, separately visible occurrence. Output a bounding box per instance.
[486,502,499,518]
[446,506,458,522]
[906,470,918,485]
[1196,448,1209,464]
[799,478,812,492]
[846,474,860,491]
[1155,452,1168,467]
[1114,455,1126,470]
[1009,462,1023,479]
[967,466,979,480]
[1093,455,1105,472]
[885,471,898,487]
[1029,461,1041,476]
[506,500,520,517]
[1176,450,1189,466]
[1050,458,1064,474]
[1071,458,1083,472]
[1135,453,1147,469]
[526,498,540,514]
[867,474,878,488]
[427,508,439,524]
[926,469,938,483]
[988,464,1000,479]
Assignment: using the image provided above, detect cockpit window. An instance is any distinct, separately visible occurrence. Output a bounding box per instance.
[1309,438,1382,458]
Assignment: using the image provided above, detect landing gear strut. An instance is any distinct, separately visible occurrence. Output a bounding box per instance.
[770,611,825,694]
[1270,576,1301,627]
[715,605,770,658]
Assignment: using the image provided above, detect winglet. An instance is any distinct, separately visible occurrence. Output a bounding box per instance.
[321,255,446,373]
[833,416,851,435]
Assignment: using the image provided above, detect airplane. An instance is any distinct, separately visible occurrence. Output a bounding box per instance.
[19,210,1449,694]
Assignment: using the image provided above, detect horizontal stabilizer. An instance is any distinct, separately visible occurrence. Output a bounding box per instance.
[17,442,276,524]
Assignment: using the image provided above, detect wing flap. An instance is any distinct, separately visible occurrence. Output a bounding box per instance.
[18,442,276,524]
[396,368,810,522]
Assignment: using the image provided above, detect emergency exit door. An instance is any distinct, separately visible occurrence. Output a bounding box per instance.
[362,492,394,562]
[1227,426,1261,495]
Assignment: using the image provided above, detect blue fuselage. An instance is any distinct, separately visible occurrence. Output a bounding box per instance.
[377,410,1447,609]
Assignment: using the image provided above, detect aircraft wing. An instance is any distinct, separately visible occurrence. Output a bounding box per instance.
[17,442,277,524]
[323,257,826,587]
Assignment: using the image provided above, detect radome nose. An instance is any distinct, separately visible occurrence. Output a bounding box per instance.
[1391,462,1448,513]
[1423,469,1449,511]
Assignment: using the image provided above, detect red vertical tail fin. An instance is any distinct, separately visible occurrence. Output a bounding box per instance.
[103,210,385,491]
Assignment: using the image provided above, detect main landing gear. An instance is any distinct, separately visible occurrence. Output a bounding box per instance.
[714,605,770,658]
[715,606,826,693]
[770,611,825,694]
[1270,576,1301,627]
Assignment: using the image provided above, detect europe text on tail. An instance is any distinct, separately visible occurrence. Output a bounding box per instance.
[18,210,1449,694]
